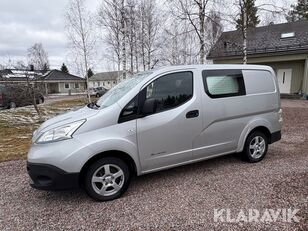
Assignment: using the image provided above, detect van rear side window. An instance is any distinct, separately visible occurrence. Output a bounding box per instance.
[202,70,246,98]
[242,70,275,94]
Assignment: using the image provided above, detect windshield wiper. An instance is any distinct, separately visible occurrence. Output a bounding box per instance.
[94,102,100,108]
[87,102,100,109]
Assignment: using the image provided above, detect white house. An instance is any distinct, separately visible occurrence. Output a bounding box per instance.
[0,69,86,94]
[89,71,124,89]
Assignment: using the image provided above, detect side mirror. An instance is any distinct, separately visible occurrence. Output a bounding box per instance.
[142,98,156,116]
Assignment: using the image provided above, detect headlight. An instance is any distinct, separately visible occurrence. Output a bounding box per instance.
[35,120,86,144]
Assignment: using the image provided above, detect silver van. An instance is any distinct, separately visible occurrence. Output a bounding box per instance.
[27,65,282,201]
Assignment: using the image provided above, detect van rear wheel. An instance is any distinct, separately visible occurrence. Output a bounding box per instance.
[84,157,130,201]
[242,131,268,163]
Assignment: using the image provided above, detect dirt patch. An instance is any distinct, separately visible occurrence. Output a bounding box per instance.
[0,97,87,162]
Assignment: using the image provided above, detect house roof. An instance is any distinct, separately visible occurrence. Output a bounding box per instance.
[0,69,84,83]
[43,70,85,81]
[90,71,123,81]
[0,69,45,81]
[0,69,13,77]
[207,20,308,60]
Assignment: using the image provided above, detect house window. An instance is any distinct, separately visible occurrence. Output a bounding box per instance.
[202,70,246,98]
[97,82,100,86]
[103,82,105,86]
[281,32,295,39]
[108,81,110,84]
[75,83,79,89]
[64,83,70,89]
[224,41,228,49]
[113,81,116,84]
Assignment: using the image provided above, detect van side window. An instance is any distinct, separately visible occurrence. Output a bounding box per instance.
[145,71,193,114]
[202,70,246,98]
[118,96,138,123]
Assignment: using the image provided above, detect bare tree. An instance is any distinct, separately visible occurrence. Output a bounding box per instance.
[140,0,160,70]
[119,0,127,78]
[25,71,41,117]
[14,60,27,69]
[9,61,42,116]
[65,0,96,103]
[127,0,137,74]
[27,43,50,71]
[170,0,212,64]
[238,0,248,64]
[233,0,287,63]
[99,0,161,75]
[98,0,126,77]
[206,10,223,51]
[161,20,199,65]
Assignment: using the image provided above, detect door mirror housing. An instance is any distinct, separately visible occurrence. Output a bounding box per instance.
[142,98,156,116]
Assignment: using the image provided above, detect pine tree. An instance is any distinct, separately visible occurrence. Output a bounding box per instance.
[286,0,308,22]
[42,63,49,73]
[236,0,260,30]
[29,64,34,71]
[87,68,94,78]
[61,63,69,73]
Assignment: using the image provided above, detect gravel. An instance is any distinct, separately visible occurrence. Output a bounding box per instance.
[0,99,307,230]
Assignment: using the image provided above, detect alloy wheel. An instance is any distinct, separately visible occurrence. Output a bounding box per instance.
[249,136,266,159]
[91,164,125,197]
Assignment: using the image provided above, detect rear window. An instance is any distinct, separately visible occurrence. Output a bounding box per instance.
[202,70,246,98]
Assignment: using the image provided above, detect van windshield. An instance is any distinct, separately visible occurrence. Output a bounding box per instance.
[96,71,152,108]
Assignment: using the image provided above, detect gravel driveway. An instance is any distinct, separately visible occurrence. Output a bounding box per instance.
[0,99,307,230]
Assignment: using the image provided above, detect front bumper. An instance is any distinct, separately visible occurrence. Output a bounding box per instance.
[27,162,79,190]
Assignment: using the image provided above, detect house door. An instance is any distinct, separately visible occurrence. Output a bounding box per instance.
[277,69,292,93]
[48,83,59,94]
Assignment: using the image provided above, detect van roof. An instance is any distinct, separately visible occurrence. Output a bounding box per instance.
[153,64,273,73]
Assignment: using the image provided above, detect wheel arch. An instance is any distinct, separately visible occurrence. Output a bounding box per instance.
[79,150,138,187]
[237,119,272,152]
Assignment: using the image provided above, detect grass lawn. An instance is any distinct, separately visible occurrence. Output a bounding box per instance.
[0,97,89,162]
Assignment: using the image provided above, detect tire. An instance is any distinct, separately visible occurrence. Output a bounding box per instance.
[9,101,16,109]
[84,157,130,201]
[242,131,268,163]
[96,93,100,98]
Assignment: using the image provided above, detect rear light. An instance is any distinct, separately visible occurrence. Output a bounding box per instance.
[278,108,283,123]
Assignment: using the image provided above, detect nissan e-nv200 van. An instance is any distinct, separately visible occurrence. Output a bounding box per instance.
[27,65,282,201]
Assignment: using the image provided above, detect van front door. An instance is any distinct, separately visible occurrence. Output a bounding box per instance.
[137,71,202,173]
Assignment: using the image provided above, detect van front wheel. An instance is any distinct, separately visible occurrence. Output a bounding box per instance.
[242,131,268,163]
[84,157,130,201]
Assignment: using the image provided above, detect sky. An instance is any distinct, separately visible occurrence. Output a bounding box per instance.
[0,0,99,73]
[0,0,296,74]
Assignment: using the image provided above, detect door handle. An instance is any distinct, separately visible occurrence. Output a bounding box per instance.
[283,72,285,84]
[186,110,199,118]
